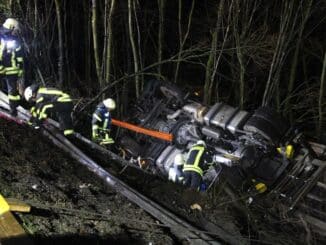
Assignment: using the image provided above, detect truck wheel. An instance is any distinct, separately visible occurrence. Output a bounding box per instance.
[119,136,142,158]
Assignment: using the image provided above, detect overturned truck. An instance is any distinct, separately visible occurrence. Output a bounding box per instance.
[116,80,326,236]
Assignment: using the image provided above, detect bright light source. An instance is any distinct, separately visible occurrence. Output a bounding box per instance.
[6,40,16,49]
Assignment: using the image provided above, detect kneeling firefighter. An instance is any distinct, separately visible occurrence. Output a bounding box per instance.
[24,84,74,136]
[92,98,116,145]
[183,140,212,191]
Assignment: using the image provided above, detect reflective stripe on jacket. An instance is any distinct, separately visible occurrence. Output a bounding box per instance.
[33,87,72,120]
[0,35,24,76]
[92,102,111,131]
[183,145,206,176]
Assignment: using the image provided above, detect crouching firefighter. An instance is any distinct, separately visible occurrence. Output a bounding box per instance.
[92,98,116,145]
[183,140,212,191]
[24,84,74,137]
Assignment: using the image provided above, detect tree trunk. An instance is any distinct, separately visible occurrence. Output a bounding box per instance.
[83,0,91,85]
[157,0,165,77]
[318,52,326,140]
[128,0,140,98]
[105,0,116,87]
[233,1,245,109]
[174,0,195,84]
[91,0,102,88]
[262,1,297,107]
[285,0,312,121]
[204,0,225,105]
[54,0,64,87]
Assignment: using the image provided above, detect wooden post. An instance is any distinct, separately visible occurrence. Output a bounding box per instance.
[0,195,33,245]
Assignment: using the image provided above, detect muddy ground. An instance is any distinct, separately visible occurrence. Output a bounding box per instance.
[0,119,175,244]
[0,118,324,245]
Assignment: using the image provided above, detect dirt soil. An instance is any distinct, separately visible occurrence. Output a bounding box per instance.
[0,118,323,245]
[0,119,175,245]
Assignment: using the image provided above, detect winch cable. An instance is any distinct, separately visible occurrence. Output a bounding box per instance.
[111,118,173,142]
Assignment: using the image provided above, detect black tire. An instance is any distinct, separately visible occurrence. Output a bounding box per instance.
[253,107,289,136]
[159,82,185,104]
[119,136,142,157]
[244,116,282,144]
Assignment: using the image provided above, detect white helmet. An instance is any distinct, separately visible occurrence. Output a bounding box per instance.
[174,153,184,166]
[24,86,35,102]
[103,98,116,110]
[196,140,206,147]
[3,18,20,32]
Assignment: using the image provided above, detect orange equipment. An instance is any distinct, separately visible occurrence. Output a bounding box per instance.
[111,118,173,142]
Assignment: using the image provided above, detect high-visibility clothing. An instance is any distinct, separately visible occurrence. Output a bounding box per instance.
[0,35,24,76]
[92,102,112,140]
[30,87,74,135]
[0,34,24,115]
[183,145,206,176]
[183,144,212,190]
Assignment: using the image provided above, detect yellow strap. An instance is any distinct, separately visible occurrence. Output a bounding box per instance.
[0,195,10,215]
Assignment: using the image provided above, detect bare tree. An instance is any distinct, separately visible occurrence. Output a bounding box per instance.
[128,0,140,97]
[174,0,195,84]
[262,0,299,108]
[204,0,225,105]
[54,0,64,87]
[157,0,165,77]
[91,0,101,87]
[105,0,116,87]
[318,52,326,140]
[285,0,313,121]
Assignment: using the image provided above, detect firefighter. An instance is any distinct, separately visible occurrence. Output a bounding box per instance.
[0,18,24,116]
[24,84,74,136]
[92,98,116,144]
[183,140,212,191]
[168,153,185,184]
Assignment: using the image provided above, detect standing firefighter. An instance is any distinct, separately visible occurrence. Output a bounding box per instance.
[183,140,212,191]
[92,98,116,145]
[24,84,74,136]
[0,18,24,116]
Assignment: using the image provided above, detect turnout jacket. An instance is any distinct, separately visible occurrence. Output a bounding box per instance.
[183,144,213,176]
[0,34,24,76]
[29,87,74,136]
[92,102,112,132]
[30,87,72,121]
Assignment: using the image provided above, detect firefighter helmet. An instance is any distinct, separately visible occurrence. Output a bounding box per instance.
[3,18,20,32]
[24,84,38,102]
[196,140,206,147]
[174,153,184,166]
[103,98,116,110]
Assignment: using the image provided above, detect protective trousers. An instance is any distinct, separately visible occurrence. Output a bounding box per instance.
[55,101,74,136]
[5,74,20,115]
[183,171,202,191]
